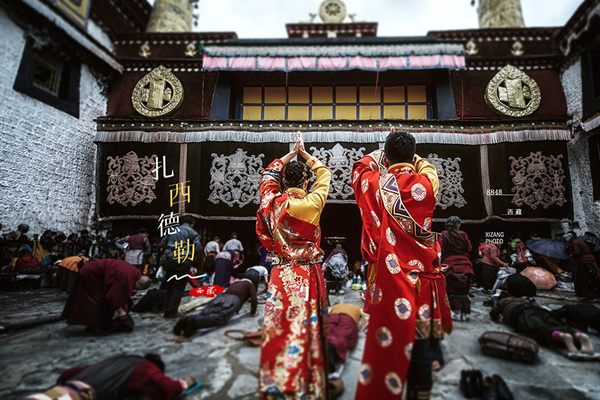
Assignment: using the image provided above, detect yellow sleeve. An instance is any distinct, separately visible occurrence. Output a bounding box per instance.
[305,156,331,213]
[413,154,439,196]
[288,157,331,225]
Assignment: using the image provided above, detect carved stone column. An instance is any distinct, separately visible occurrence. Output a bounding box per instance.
[478,0,525,28]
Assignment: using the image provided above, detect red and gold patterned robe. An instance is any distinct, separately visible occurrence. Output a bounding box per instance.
[352,150,453,399]
[256,156,331,400]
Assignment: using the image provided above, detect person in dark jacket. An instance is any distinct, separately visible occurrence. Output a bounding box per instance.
[173,278,258,337]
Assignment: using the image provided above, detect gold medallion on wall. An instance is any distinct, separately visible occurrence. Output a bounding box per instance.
[132,65,184,117]
[484,64,540,117]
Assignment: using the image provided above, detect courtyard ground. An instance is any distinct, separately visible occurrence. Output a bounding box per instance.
[1,283,599,400]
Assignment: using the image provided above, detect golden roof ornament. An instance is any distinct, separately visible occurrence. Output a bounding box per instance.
[319,0,347,23]
[477,0,525,28]
[132,65,184,117]
[465,39,479,56]
[146,0,193,33]
[485,64,541,117]
[299,13,317,24]
[185,42,197,57]
[139,41,151,58]
[511,41,524,56]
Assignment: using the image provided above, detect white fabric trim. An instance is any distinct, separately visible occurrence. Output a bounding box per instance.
[95,128,571,145]
[582,113,600,132]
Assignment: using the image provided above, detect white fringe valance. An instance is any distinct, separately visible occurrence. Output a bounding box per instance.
[582,113,600,132]
[95,128,571,145]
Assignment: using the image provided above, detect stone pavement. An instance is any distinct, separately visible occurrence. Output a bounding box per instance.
[1,284,599,400]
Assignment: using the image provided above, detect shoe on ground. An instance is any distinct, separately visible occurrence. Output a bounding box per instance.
[460,369,474,398]
[492,374,513,400]
[173,317,186,335]
[482,376,498,400]
[163,312,182,319]
[470,369,483,398]
[182,317,198,338]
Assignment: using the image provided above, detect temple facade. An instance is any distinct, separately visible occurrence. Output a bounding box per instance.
[1,0,598,262]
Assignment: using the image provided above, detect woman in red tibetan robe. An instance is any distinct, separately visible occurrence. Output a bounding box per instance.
[256,132,331,400]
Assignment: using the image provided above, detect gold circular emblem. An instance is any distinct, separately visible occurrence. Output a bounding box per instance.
[484,64,541,117]
[319,0,347,23]
[132,65,184,117]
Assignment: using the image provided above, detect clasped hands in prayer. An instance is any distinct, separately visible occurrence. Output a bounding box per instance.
[281,131,312,164]
[284,129,419,166]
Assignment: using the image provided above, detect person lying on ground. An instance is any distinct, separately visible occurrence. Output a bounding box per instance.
[24,353,195,400]
[551,303,600,333]
[173,278,258,337]
[490,296,594,355]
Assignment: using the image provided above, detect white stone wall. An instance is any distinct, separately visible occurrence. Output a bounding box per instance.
[563,60,583,128]
[0,8,106,236]
[87,19,113,52]
[561,60,600,234]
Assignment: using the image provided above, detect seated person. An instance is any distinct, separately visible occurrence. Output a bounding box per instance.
[24,353,195,400]
[173,278,258,337]
[490,296,594,355]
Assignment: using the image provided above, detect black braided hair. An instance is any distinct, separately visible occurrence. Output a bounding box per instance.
[444,215,462,247]
[284,161,310,189]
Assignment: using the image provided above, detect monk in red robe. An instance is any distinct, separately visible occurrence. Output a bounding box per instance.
[352,129,452,400]
[61,259,151,333]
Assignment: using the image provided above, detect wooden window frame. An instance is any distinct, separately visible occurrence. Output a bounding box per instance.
[13,37,81,118]
[238,84,431,121]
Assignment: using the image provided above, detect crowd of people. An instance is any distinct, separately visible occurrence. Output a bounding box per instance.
[3,130,600,400]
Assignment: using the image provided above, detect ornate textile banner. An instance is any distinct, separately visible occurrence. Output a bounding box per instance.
[486,141,572,220]
[417,144,486,221]
[96,141,571,222]
[202,43,465,72]
[98,143,181,218]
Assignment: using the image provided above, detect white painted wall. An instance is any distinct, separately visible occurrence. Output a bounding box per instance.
[0,8,106,236]
[561,60,600,234]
